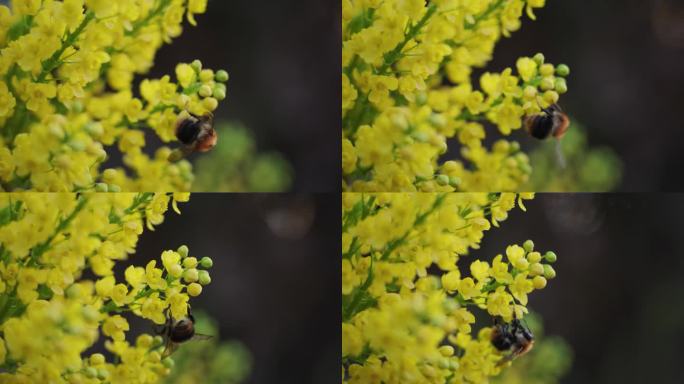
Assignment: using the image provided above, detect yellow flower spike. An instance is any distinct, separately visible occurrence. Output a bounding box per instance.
[342,1,567,191]
[342,193,560,381]
[0,194,212,380]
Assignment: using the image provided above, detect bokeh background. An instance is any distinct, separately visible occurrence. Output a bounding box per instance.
[488,0,684,191]
[149,0,340,192]
[115,194,339,384]
[476,194,684,383]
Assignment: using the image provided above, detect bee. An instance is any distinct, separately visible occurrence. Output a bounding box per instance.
[174,112,218,157]
[524,104,570,168]
[523,104,570,140]
[156,308,213,357]
[490,316,534,366]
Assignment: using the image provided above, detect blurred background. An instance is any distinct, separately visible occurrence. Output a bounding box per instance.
[475,194,684,383]
[149,0,340,192]
[114,194,339,384]
[488,0,684,191]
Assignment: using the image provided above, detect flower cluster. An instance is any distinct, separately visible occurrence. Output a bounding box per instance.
[342,0,571,192]
[0,192,213,383]
[342,193,559,383]
[0,0,229,191]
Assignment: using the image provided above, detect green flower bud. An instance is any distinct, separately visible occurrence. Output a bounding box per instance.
[540,77,555,91]
[71,100,84,113]
[448,176,461,188]
[199,84,213,98]
[90,353,105,366]
[527,251,542,263]
[176,244,190,257]
[543,90,559,105]
[183,256,198,268]
[539,63,555,77]
[510,141,521,153]
[529,262,544,276]
[436,174,449,186]
[200,69,214,82]
[97,368,109,380]
[555,64,570,77]
[523,240,535,252]
[215,69,229,82]
[191,60,202,73]
[198,270,211,285]
[108,184,122,192]
[187,282,202,296]
[533,53,545,65]
[513,258,529,271]
[84,367,97,378]
[543,264,557,279]
[554,78,568,94]
[544,251,557,263]
[183,268,199,283]
[439,345,454,357]
[532,276,547,289]
[68,139,85,152]
[213,88,226,100]
[84,121,103,137]
[94,183,108,192]
[162,357,175,368]
[200,256,213,268]
[153,335,164,347]
[168,264,183,278]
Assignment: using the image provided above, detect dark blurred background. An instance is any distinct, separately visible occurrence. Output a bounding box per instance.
[122,194,339,384]
[477,194,684,383]
[150,0,340,192]
[489,0,684,191]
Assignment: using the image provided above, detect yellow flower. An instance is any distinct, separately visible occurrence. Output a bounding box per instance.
[125,265,146,288]
[175,63,196,88]
[103,315,130,341]
[168,289,189,319]
[145,260,167,291]
[141,292,167,325]
[187,0,208,26]
[510,273,534,305]
[110,284,130,306]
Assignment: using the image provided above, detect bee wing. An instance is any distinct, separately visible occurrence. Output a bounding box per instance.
[190,333,214,342]
[496,353,516,367]
[162,340,180,358]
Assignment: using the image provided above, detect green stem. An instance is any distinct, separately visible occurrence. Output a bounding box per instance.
[126,0,172,37]
[36,11,95,83]
[380,194,446,261]
[27,196,89,267]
